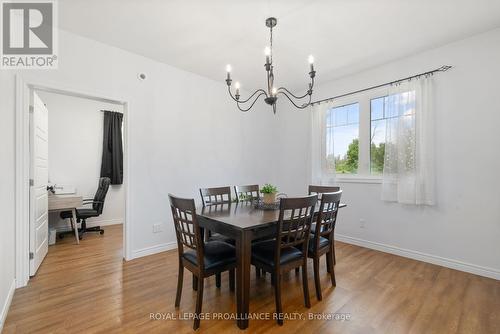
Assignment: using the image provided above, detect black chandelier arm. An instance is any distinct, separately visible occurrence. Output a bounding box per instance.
[236,92,267,112]
[277,90,312,109]
[227,86,268,103]
[277,87,310,100]
[276,76,315,99]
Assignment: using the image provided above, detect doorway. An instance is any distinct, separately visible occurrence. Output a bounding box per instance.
[15,76,130,287]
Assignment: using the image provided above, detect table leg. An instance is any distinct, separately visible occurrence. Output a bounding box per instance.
[235,230,252,329]
[71,208,79,244]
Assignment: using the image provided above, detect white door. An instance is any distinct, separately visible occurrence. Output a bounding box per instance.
[29,92,49,276]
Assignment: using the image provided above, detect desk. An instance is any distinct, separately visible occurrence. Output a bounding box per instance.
[48,194,83,244]
[197,202,346,329]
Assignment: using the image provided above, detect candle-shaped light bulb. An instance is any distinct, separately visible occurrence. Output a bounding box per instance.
[226,64,232,73]
[264,46,271,64]
[235,82,240,95]
[308,55,314,72]
[226,64,232,81]
[272,87,277,96]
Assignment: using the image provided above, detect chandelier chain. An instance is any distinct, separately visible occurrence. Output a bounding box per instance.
[270,25,273,64]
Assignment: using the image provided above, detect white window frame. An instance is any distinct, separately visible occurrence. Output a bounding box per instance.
[322,87,390,184]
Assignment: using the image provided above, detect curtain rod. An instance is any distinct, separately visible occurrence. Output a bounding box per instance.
[100,109,122,113]
[310,65,452,106]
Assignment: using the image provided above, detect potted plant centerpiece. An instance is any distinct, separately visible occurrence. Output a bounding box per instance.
[261,184,278,205]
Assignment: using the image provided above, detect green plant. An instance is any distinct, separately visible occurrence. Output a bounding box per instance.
[260,183,278,194]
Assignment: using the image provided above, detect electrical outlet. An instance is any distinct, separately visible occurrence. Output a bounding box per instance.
[359,219,366,229]
[153,223,162,233]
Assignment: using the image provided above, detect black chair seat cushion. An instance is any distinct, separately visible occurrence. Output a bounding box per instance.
[208,233,235,245]
[294,235,330,254]
[60,208,99,220]
[308,235,330,254]
[183,241,236,270]
[61,209,99,219]
[251,239,303,267]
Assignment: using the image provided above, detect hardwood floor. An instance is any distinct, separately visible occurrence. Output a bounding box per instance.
[4,224,500,333]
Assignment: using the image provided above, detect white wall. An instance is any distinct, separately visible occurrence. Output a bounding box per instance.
[275,28,500,279]
[37,91,125,230]
[0,59,16,332]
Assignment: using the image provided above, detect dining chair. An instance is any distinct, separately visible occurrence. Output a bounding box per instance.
[308,185,341,198]
[234,184,260,202]
[251,194,317,325]
[200,186,232,206]
[308,184,341,269]
[306,190,342,301]
[199,186,234,288]
[169,194,236,330]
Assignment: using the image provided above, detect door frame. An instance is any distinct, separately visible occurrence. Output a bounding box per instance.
[15,74,132,288]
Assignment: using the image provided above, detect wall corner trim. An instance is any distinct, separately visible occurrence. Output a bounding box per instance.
[0,279,16,332]
[130,242,177,260]
[335,234,500,281]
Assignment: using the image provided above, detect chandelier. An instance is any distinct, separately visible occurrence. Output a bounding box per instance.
[225,17,316,114]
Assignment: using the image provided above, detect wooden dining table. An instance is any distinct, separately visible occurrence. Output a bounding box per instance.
[197,201,346,329]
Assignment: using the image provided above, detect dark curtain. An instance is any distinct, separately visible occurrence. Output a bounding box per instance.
[100,111,123,185]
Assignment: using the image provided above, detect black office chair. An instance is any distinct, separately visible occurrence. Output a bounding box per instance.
[59,177,111,240]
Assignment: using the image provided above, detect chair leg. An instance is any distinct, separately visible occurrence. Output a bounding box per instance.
[332,240,336,265]
[192,275,198,291]
[175,263,184,307]
[302,260,311,308]
[274,272,283,325]
[193,277,204,330]
[313,257,322,301]
[229,269,235,291]
[327,251,336,286]
[326,248,332,273]
[215,273,221,288]
[295,267,300,275]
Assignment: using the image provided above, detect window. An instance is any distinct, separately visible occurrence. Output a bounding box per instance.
[370,96,388,174]
[319,89,415,180]
[370,92,416,174]
[325,103,359,174]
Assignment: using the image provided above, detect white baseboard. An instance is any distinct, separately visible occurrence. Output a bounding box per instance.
[0,279,16,333]
[335,234,500,281]
[130,242,177,260]
[54,219,123,232]
[86,219,123,228]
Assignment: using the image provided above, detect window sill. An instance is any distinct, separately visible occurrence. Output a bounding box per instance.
[335,175,382,184]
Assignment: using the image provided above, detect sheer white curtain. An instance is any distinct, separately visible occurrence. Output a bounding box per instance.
[310,101,336,185]
[381,76,435,205]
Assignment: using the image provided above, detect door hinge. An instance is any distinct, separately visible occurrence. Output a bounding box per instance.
[29,252,34,260]
[29,105,34,113]
[29,179,34,186]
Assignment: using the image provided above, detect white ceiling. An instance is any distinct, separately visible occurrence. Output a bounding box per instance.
[59,0,500,90]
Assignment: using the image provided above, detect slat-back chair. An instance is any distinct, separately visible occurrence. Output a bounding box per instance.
[308,191,342,300]
[234,184,260,203]
[199,186,232,206]
[308,185,341,197]
[308,184,341,269]
[198,186,235,288]
[251,194,317,325]
[169,194,236,330]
